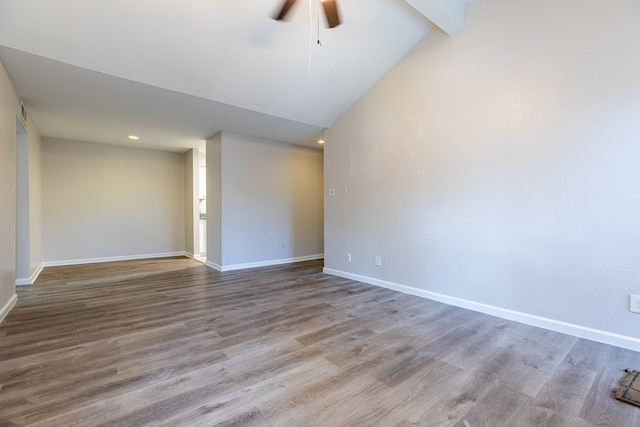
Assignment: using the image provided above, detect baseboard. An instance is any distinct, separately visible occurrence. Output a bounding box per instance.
[205,260,223,271]
[0,293,17,324]
[323,267,640,353]
[42,252,188,267]
[15,263,45,286]
[206,254,324,272]
[31,263,44,284]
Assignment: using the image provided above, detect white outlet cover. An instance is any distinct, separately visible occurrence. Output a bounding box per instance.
[630,294,640,313]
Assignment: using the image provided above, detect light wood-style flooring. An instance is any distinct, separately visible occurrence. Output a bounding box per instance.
[1,257,638,426]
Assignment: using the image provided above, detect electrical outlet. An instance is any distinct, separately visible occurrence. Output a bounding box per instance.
[346,253,351,262]
[630,295,640,313]
[375,256,382,267]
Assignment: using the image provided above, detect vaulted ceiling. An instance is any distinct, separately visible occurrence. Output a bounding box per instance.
[0,0,471,152]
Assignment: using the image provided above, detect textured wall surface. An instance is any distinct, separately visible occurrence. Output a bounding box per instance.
[325,0,640,343]
[42,138,185,262]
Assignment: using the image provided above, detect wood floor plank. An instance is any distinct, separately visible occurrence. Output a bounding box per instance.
[455,381,532,427]
[533,364,597,415]
[163,357,343,427]
[514,407,598,427]
[0,257,637,426]
[262,367,391,426]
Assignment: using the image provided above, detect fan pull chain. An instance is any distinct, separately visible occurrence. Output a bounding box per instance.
[308,0,323,80]
[308,0,313,79]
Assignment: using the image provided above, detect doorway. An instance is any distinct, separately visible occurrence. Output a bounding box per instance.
[192,149,206,263]
[198,161,206,258]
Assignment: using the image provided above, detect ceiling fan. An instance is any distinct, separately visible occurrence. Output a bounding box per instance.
[273,0,341,28]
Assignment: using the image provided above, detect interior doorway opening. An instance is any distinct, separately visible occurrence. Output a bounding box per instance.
[196,150,206,262]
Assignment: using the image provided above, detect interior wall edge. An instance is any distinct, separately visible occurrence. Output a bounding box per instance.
[15,263,44,286]
[205,260,222,272]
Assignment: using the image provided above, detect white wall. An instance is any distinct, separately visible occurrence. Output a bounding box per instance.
[324,0,640,349]
[0,61,18,321]
[184,149,198,257]
[206,132,222,266]
[42,138,185,263]
[207,132,324,270]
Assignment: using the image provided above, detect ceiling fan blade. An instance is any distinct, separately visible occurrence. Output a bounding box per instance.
[321,0,341,28]
[274,0,298,21]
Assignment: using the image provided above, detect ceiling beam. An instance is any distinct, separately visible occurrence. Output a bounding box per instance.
[403,0,466,35]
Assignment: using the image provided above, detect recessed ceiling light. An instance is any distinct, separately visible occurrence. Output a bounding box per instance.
[128,135,139,140]
[318,139,325,144]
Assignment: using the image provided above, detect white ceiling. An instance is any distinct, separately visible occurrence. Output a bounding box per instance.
[0,0,469,152]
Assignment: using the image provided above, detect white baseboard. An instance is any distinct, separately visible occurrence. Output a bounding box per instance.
[205,260,223,271]
[42,252,188,267]
[16,263,45,286]
[32,263,44,284]
[323,268,640,353]
[0,293,17,324]
[186,253,207,264]
[206,254,324,272]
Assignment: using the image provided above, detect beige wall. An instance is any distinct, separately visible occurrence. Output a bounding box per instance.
[0,60,43,323]
[15,131,29,279]
[0,61,18,320]
[42,138,186,263]
[324,0,640,349]
[206,132,222,266]
[28,124,42,278]
[207,132,324,270]
[15,119,43,284]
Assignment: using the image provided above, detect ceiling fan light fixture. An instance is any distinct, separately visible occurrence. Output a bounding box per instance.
[273,0,341,28]
[273,0,297,21]
[320,0,340,28]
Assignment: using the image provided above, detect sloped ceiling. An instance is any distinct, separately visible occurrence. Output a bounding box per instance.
[0,0,468,152]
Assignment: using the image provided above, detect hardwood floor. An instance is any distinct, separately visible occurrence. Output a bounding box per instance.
[1,257,638,426]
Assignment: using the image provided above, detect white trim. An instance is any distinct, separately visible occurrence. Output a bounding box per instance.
[32,263,44,284]
[16,263,44,286]
[0,294,17,324]
[323,268,640,353]
[206,254,324,272]
[42,252,187,267]
[205,260,223,271]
